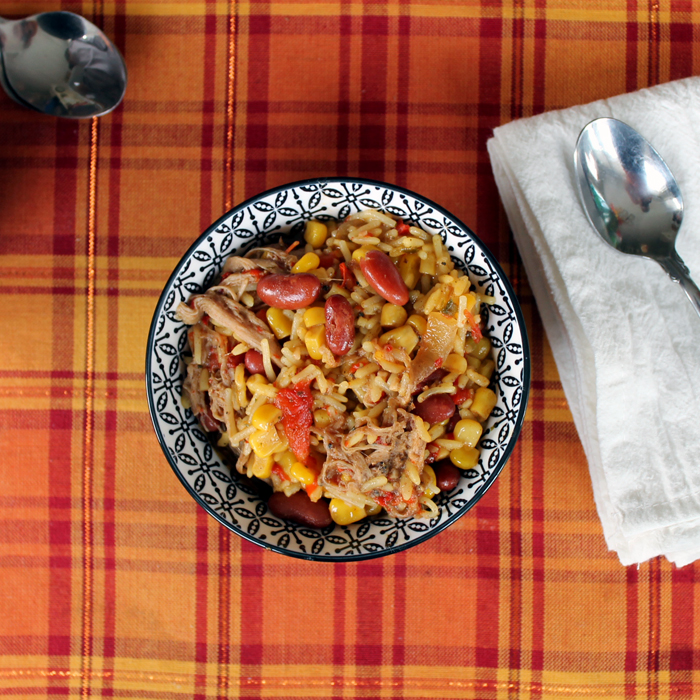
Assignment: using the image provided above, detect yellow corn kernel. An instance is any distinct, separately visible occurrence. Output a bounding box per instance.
[450,445,480,470]
[292,252,320,273]
[303,306,326,328]
[407,314,428,336]
[276,450,297,471]
[199,367,210,392]
[444,353,468,375]
[397,253,421,289]
[304,220,328,248]
[250,426,285,458]
[246,373,268,392]
[454,419,483,448]
[251,453,273,479]
[329,498,366,526]
[471,336,492,360]
[379,325,419,354]
[465,292,477,312]
[313,409,333,429]
[304,324,326,360]
[266,307,293,339]
[380,303,408,328]
[466,355,481,371]
[251,403,282,431]
[351,244,378,261]
[290,462,318,487]
[471,386,497,421]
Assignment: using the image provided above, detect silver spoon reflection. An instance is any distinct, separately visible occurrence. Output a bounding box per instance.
[0,11,126,118]
[574,117,700,319]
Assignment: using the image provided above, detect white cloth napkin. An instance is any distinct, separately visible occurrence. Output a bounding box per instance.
[487,77,700,567]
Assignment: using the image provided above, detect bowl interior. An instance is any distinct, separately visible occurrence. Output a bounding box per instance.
[146,178,530,561]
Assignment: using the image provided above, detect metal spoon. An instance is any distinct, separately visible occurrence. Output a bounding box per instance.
[0,11,126,118]
[574,117,700,318]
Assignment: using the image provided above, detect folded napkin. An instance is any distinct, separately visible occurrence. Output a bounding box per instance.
[487,77,700,567]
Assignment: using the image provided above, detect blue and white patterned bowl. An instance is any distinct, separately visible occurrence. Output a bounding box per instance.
[146,178,530,561]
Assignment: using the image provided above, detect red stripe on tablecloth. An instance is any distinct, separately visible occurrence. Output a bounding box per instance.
[246,12,271,198]
[194,507,210,700]
[670,566,694,679]
[355,561,383,667]
[359,14,388,180]
[47,118,80,695]
[647,558,661,698]
[240,540,264,700]
[392,552,407,694]
[217,527,231,700]
[224,0,238,210]
[669,6,693,80]
[395,6,410,187]
[336,4,351,176]
[332,562,346,698]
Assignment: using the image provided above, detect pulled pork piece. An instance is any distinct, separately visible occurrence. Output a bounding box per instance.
[183,362,220,433]
[244,246,298,271]
[319,408,428,519]
[176,293,282,367]
[222,255,281,275]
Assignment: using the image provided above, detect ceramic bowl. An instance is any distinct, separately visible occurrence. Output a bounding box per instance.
[146,178,530,561]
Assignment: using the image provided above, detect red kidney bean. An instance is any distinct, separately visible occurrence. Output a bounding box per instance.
[358,250,409,306]
[244,349,265,375]
[414,368,448,394]
[325,295,355,355]
[434,460,461,492]
[257,273,321,309]
[268,491,333,528]
[198,408,220,433]
[413,394,456,424]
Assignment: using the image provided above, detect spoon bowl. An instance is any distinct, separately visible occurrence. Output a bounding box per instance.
[575,117,700,318]
[0,11,126,118]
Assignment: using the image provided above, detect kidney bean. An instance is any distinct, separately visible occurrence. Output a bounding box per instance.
[434,460,461,492]
[268,491,333,528]
[413,394,456,424]
[414,368,448,394]
[244,349,265,375]
[257,273,321,309]
[325,295,355,355]
[358,250,409,306]
[198,408,220,433]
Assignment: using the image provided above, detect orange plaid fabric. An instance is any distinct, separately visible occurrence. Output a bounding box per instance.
[0,1,698,698]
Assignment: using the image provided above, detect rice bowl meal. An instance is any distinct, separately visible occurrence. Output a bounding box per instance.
[146,178,529,560]
[176,209,500,528]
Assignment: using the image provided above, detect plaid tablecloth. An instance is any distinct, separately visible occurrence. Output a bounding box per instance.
[1,1,698,698]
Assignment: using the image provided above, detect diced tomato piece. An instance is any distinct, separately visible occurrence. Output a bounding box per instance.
[396,221,411,236]
[453,386,474,405]
[274,381,314,461]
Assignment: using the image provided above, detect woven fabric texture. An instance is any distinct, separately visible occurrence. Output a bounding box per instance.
[0,1,698,698]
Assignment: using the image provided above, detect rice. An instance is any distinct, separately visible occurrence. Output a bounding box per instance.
[177,208,499,526]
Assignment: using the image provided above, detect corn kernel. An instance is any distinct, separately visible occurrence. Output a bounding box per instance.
[407,314,427,336]
[304,220,328,248]
[329,498,366,525]
[246,373,268,392]
[379,325,419,354]
[454,419,483,448]
[450,445,480,470]
[303,306,326,328]
[250,426,285,458]
[398,253,421,289]
[466,355,481,371]
[266,307,293,339]
[305,324,326,360]
[292,252,320,273]
[480,359,495,380]
[380,303,408,328]
[276,450,297,471]
[422,464,439,498]
[419,253,436,276]
[365,502,382,516]
[444,353,468,375]
[251,453,273,479]
[351,245,378,261]
[251,403,282,431]
[471,387,497,421]
[290,462,318,487]
[313,409,333,429]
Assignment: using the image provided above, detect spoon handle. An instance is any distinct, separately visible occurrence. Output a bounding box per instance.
[659,254,700,320]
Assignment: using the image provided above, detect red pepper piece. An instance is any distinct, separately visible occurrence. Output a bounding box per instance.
[274,381,314,461]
